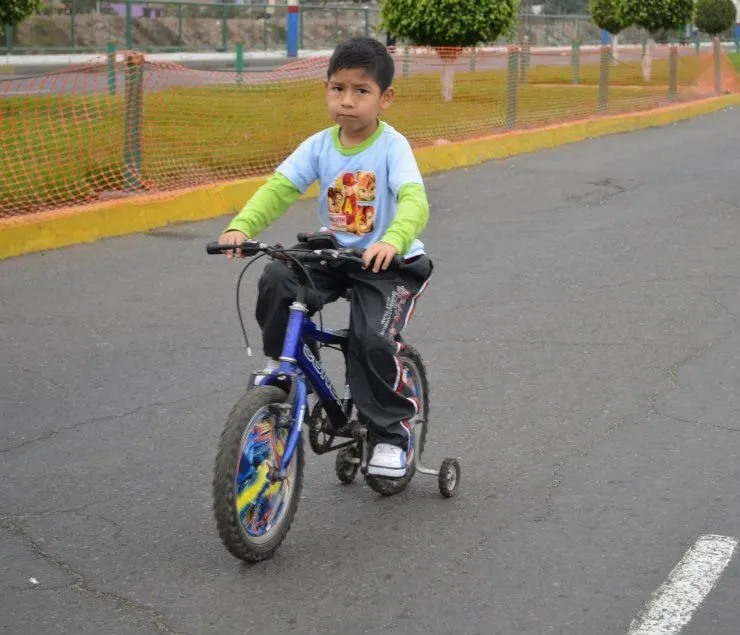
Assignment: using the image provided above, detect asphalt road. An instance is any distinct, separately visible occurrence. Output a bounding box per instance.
[2,108,740,635]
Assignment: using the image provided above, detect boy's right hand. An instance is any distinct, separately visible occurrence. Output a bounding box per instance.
[218,230,249,260]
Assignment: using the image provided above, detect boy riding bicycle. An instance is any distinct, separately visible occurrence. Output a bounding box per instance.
[217,37,431,479]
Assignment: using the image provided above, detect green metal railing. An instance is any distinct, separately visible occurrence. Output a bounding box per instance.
[2,6,613,56]
[1,1,379,54]
[4,4,739,56]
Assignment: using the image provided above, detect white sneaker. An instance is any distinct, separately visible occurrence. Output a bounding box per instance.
[367,443,407,478]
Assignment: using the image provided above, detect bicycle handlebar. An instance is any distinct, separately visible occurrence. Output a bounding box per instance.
[205,241,404,269]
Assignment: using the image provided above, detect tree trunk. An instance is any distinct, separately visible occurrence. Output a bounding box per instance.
[612,33,620,64]
[441,62,454,101]
[642,37,654,82]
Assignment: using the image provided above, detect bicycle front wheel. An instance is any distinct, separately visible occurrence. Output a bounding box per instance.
[213,386,304,563]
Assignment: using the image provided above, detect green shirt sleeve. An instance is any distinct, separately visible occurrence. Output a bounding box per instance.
[380,183,429,255]
[225,173,302,238]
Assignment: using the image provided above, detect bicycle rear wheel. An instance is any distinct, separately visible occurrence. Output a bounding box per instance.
[213,386,304,563]
[365,345,429,497]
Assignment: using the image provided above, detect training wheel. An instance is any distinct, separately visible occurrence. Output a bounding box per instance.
[335,447,359,484]
[438,458,461,498]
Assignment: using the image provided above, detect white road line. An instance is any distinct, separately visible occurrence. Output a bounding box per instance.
[628,534,738,635]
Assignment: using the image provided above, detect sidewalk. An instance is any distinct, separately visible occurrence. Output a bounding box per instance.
[4,42,728,68]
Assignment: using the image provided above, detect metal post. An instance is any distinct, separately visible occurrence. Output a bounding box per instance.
[123,53,144,191]
[107,42,117,95]
[598,45,609,113]
[71,0,77,52]
[469,47,476,72]
[668,45,677,102]
[299,8,304,51]
[714,37,721,94]
[335,7,340,46]
[520,41,530,83]
[4,24,12,55]
[695,31,701,55]
[287,0,299,57]
[178,3,183,47]
[222,3,228,52]
[236,41,244,84]
[505,46,520,129]
[571,39,580,84]
[364,7,369,38]
[403,47,409,78]
[125,0,133,49]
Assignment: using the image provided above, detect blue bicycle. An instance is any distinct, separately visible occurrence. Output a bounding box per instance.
[207,233,461,563]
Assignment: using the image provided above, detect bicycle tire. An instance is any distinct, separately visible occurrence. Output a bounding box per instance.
[213,386,304,563]
[365,345,429,497]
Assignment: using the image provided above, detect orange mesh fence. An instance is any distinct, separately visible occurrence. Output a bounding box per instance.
[0,44,735,218]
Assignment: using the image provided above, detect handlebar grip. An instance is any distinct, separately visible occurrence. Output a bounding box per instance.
[297,232,309,243]
[206,242,226,254]
[206,241,262,256]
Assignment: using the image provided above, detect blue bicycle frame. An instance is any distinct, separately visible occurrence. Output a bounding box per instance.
[260,296,351,478]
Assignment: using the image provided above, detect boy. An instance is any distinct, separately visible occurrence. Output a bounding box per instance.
[217,37,431,479]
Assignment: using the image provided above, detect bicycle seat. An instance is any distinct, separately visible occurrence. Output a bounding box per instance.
[297,231,339,250]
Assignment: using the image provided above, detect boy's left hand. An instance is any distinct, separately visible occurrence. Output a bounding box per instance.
[362,242,398,273]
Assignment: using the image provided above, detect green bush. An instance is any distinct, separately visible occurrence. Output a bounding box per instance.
[1,0,41,27]
[380,0,520,47]
[590,0,630,35]
[617,0,694,35]
[695,0,737,36]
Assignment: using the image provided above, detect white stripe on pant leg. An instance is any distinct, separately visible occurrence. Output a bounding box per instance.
[394,275,430,420]
[402,274,432,331]
[628,534,738,635]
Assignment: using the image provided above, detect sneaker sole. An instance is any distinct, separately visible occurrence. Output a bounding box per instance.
[367,465,408,478]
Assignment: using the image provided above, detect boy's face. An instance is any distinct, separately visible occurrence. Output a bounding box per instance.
[326,68,394,135]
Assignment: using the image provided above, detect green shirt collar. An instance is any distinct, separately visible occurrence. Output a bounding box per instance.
[331,120,385,156]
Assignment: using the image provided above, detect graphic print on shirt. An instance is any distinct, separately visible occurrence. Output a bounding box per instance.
[327,171,376,236]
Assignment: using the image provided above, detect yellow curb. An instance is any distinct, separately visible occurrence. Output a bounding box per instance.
[413,94,740,174]
[2,94,738,260]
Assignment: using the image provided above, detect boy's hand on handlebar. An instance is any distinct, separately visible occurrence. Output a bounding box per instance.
[362,242,399,273]
[218,230,248,259]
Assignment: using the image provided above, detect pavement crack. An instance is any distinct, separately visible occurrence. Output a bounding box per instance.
[530,412,633,523]
[0,383,243,455]
[1,503,92,521]
[712,424,740,433]
[540,287,740,523]
[0,519,192,635]
[657,412,699,425]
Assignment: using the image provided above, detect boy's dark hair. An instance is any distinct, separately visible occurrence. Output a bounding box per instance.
[327,37,395,92]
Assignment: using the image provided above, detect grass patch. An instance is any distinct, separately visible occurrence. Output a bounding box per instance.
[1,68,680,214]
[727,51,740,73]
[526,55,703,87]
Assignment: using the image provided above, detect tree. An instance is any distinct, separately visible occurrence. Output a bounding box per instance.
[617,0,694,81]
[590,0,630,62]
[1,0,40,31]
[381,0,520,100]
[695,0,737,36]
